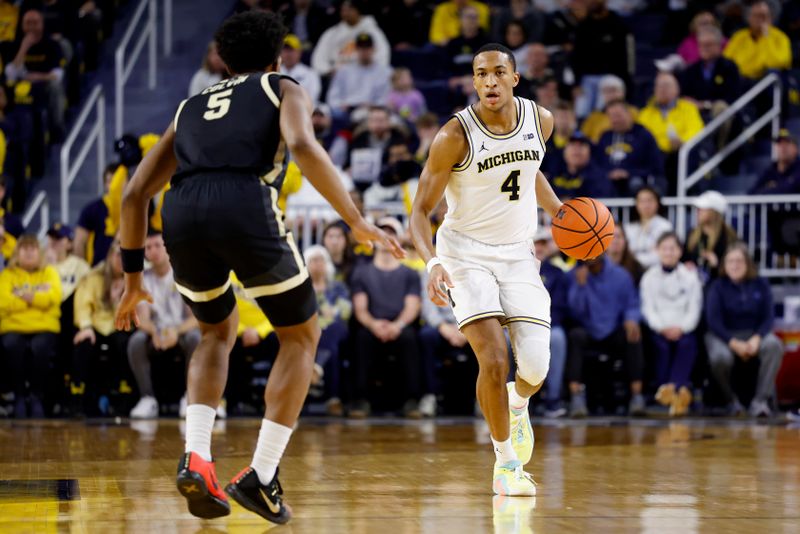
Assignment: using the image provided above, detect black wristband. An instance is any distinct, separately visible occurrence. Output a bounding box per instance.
[120,247,145,273]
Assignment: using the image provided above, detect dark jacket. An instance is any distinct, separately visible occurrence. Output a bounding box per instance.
[749,158,800,194]
[571,9,632,84]
[279,3,335,46]
[705,276,774,343]
[549,162,614,199]
[446,31,489,76]
[540,260,568,327]
[680,57,741,105]
[595,124,664,196]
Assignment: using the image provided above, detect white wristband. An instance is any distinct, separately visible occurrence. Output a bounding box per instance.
[426,257,442,273]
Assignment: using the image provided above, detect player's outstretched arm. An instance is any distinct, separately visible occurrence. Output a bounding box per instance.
[115,124,177,330]
[534,105,562,218]
[278,79,403,258]
[410,119,466,306]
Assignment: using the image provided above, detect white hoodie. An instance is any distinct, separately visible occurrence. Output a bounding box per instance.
[311,15,390,76]
[640,262,703,333]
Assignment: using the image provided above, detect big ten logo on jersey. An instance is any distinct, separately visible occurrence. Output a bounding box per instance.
[201,75,248,121]
[523,132,536,141]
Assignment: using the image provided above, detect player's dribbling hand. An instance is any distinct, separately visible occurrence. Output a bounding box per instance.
[350,219,405,259]
[115,273,153,331]
[428,264,454,307]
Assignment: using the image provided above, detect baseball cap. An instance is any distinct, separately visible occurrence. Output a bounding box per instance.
[568,131,591,145]
[376,216,404,236]
[355,33,374,48]
[693,190,727,215]
[775,128,797,144]
[284,34,301,50]
[47,223,73,240]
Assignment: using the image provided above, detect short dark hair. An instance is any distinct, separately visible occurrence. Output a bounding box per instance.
[603,98,629,113]
[656,231,681,248]
[214,11,287,75]
[473,43,516,73]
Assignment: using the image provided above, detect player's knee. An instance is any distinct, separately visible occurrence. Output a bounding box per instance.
[516,339,550,386]
[480,351,510,383]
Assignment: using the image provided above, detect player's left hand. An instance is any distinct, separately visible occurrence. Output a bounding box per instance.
[350,219,405,259]
[115,273,153,331]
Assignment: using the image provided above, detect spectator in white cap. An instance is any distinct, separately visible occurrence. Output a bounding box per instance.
[580,74,639,143]
[684,190,739,284]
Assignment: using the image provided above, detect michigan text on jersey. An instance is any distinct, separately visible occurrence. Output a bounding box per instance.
[477,149,541,173]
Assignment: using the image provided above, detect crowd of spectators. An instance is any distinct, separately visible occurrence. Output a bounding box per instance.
[1,0,799,420]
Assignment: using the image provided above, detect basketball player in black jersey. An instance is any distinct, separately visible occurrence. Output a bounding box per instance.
[114,11,402,524]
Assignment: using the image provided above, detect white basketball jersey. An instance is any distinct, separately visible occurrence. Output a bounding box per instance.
[441,97,546,245]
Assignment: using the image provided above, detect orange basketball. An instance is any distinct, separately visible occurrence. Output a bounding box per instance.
[551,197,615,260]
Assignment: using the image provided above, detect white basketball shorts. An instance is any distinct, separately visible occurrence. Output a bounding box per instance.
[435,226,551,330]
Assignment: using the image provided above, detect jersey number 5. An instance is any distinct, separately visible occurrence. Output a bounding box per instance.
[203,89,233,121]
[501,170,521,201]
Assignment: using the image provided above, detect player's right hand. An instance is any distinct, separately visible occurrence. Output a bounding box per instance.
[115,272,153,331]
[350,219,405,259]
[428,264,454,307]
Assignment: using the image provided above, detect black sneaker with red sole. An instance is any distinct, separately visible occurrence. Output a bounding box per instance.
[176,452,231,519]
[225,466,291,524]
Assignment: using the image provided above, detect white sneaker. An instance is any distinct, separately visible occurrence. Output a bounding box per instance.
[216,399,227,419]
[179,395,187,418]
[130,396,159,419]
[419,394,437,417]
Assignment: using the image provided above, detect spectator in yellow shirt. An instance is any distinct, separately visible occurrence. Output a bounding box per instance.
[0,234,61,418]
[429,0,490,46]
[638,72,704,191]
[71,241,131,416]
[723,1,791,80]
[638,72,704,153]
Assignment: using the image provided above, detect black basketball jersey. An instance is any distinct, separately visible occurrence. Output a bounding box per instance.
[172,72,296,189]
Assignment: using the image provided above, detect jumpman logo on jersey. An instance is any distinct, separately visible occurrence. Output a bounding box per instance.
[479,141,488,152]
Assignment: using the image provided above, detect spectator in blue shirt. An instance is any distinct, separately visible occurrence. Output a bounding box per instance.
[549,133,614,199]
[705,243,783,418]
[595,100,665,197]
[534,229,569,418]
[566,254,645,417]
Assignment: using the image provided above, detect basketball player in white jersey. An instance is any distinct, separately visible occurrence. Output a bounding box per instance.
[410,43,562,495]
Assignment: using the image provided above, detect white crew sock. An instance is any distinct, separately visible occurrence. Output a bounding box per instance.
[508,381,530,413]
[251,418,293,485]
[185,404,216,461]
[491,436,518,466]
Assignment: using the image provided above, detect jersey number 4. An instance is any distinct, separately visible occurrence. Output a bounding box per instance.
[501,170,521,201]
[203,89,233,121]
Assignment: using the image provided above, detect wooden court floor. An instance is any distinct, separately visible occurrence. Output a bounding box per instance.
[1,417,799,533]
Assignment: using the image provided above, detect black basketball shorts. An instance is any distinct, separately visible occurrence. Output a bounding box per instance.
[161,173,317,326]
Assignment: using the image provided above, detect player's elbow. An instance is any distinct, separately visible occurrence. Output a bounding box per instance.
[285,135,317,159]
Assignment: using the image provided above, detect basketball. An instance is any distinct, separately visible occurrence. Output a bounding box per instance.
[551,197,615,260]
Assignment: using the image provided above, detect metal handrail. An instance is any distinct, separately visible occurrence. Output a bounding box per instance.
[163,0,173,57]
[22,191,50,239]
[60,85,106,222]
[115,0,157,139]
[676,73,781,235]
[286,194,800,277]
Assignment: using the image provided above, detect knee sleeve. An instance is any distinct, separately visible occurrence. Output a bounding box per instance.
[510,322,551,386]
